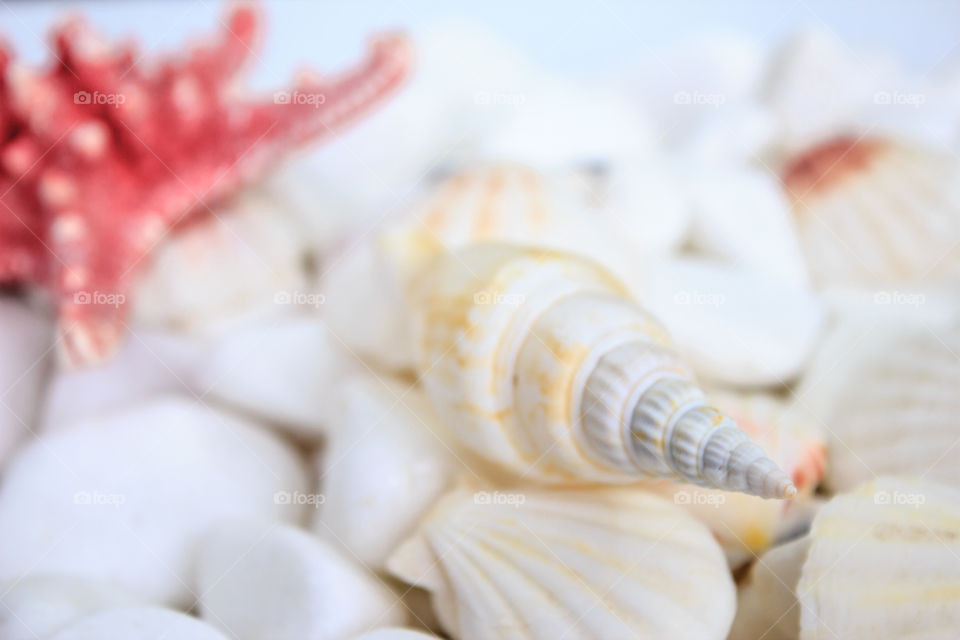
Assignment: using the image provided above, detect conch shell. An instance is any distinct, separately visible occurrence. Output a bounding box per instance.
[732,477,960,640]
[387,486,736,640]
[411,243,796,499]
[782,136,960,287]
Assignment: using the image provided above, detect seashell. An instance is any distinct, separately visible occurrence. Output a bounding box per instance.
[683,101,778,164]
[0,397,308,606]
[732,477,960,639]
[688,165,810,287]
[131,186,310,334]
[196,316,359,438]
[645,389,825,567]
[320,164,634,373]
[412,244,796,498]
[47,606,230,640]
[782,136,960,287]
[312,372,457,568]
[0,298,52,468]
[0,575,141,640]
[797,317,960,491]
[387,486,735,640]
[197,520,407,640]
[630,257,825,387]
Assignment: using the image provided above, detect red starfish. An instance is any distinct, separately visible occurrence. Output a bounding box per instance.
[0,3,411,366]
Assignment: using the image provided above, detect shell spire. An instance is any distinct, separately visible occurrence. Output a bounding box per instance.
[410,242,796,499]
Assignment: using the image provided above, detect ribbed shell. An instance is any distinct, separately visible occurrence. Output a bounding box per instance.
[797,477,960,639]
[387,487,735,640]
[799,321,960,492]
[412,244,795,497]
[783,137,960,286]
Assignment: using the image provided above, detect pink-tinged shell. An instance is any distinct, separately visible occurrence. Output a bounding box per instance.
[0,5,412,366]
[782,136,960,286]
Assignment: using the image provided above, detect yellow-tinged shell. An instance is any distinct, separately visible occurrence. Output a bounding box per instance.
[411,243,796,498]
[798,477,960,639]
[645,390,825,567]
[386,486,736,640]
[731,477,960,640]
[783,137,960,287]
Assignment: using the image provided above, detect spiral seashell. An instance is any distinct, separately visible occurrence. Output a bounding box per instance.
[411,243,797,498]
[732,477,960,640]
[644,389,825,566]
[387,486,735,640]
[782,136,960,287]
[798,317,960,492]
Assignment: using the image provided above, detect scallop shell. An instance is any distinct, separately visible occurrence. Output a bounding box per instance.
[732,477,960,639]
[645,390,825,566]
[782,136,960,287]
[798,318,960,492]
[387,486,735,640]
[412,244,796,498]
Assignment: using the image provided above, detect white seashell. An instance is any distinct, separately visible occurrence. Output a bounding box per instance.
[196,316,358,438]
[782,136,960,287]
[632,257,825,387]
[387,486,735,640]
[47,606,230,640]
[196,519,407,640]
[0,397,308,606]
[312,373,457,568]
[687,165,810,287]
[645,389,825,567]
[413,245,796,498]
[132,187,310,333]
[0,575,141,640]
[683,101,778,164]
[0,298,52,468]
[733,477,960,639]
[40,328,200,432]
[352,630,440,640]
[729,537,811,640]
[797,317,960,491]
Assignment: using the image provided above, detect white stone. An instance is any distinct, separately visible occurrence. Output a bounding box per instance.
[0,299,51,469]
[633,258,826,387]
[0,575,140,640]
[687,165,810,287]
[48,607,230,640]
[197,520,407,640]
[313,374,456,568]
[197,316,357,438]
[41,328,200,432]
[0,397,308,606]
